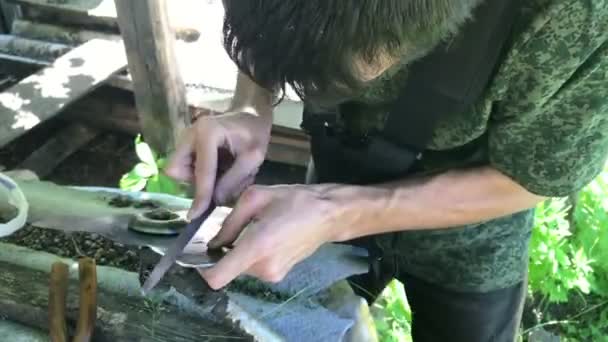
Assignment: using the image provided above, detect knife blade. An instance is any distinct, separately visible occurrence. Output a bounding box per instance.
[140,202,217,295]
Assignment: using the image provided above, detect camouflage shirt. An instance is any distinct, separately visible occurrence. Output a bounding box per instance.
[333,0,608,292]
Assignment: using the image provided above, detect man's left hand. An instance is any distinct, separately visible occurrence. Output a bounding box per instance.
[198,184,342,290]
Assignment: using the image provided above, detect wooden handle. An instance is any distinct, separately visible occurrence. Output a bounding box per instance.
[49,262,69,342]
[73,257,97,342]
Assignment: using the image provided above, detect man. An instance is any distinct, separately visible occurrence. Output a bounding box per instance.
[166,0,608,341]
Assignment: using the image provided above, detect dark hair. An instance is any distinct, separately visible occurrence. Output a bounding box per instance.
[222,0,482,103]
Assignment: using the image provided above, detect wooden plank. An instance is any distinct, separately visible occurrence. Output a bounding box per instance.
[18,122,100,178]
[7,0,117,21]
[114,0,188,155]
[61,89,311,167]
[0,33,71,61]
[0,38,127,148]
[7,0,201,41]
[11,18,119,45]
[0,260,245,341]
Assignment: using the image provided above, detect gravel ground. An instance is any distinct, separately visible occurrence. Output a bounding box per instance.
[1,225,141,271]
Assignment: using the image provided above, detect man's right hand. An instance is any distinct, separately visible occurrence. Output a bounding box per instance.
[165,109,273,219]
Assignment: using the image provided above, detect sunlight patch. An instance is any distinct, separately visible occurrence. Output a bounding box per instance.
[12,112,41,130]
[0,93,31,111]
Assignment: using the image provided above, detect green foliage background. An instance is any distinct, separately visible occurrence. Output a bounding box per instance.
[120,137,608,341]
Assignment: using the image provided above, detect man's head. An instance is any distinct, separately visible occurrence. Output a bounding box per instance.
[222,0,483,104]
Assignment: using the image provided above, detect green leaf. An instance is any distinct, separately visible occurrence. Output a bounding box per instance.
[146,173,185,197]
[135,134,157,166]
[133,162,157,178]
[119,170,147,191]
[156,157,168,169]
[146,175,162,194]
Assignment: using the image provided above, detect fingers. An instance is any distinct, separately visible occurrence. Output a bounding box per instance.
[199,230,261,289]
[214,151,263,204]
[208,186,271,248]
[188,133,221,220]
[165,130,195,181]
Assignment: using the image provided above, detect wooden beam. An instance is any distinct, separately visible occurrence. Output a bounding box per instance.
[11,18,119,45]
[18,123,100,178]
[0,33,71,61]
[0,260,244,341]
[8,0,201,42]
[114,0,188,155]
[61,88,311,167]
[7,0,117,28]
[0,38,127,148]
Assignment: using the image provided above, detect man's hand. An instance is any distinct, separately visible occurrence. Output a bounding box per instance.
[198,184,341,290]
[165,110,273,219]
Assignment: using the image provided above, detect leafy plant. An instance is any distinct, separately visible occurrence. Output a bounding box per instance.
[372,280,413,342]
[525,163,608,340]
[528,198,594,303]
[119,135,187,197]
[572,169,608,296]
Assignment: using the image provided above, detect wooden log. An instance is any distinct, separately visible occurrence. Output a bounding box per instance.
[49,262,69,342]
[114,0,188,155]
[11,18,119,45]
[0,260,245,341]
[0,38,127,148]
[0,33,71,61]
[73,257,97,342]
[18,123,100,178]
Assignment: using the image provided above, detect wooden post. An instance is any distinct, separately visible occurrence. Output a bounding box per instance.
[114,0,188,156]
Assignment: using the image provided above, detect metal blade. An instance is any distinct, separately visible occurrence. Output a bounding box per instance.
[140,203,217,295]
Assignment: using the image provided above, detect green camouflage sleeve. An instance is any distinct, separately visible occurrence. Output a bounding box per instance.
[488,0,608,197]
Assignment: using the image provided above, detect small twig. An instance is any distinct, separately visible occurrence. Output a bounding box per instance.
[70,236,85,257]
[49,262,69,342]
[568,299,608,321]
[522,299,608,336]
[522,319,577,335]
[73,257,97,342]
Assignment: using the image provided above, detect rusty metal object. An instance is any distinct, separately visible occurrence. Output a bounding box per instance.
[47,257,98,342]
[48,262,69,342]
[73,257,97,342]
